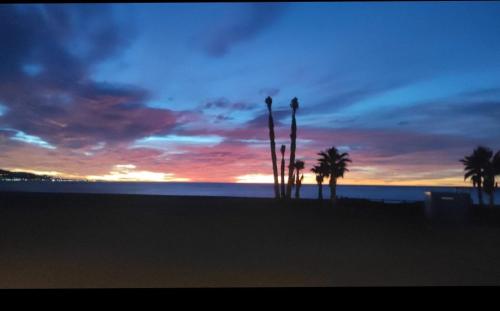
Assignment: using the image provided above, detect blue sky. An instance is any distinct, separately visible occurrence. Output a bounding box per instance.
[1,2,500,184]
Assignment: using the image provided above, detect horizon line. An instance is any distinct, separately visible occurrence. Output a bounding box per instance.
[0,179,472,188]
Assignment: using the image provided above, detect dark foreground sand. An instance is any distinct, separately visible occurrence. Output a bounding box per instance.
[1,191,500,287]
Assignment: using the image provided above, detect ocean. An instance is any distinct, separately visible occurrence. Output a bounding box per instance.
[0,181,497,204]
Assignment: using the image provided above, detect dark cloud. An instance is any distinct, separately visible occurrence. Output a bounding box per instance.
[200,3,288,57]
[244,109,289,129]
[0,5,183,149]
[380,97,500,142]
[301,78,415,116]
[458,87,500,99]
[293,126,486,167]
[439,100,500,121]
[0,4,128,82]
[201,98,256,111]
[214,114,234,123]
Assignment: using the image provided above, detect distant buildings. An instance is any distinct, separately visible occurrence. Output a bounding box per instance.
[0,169,82,182]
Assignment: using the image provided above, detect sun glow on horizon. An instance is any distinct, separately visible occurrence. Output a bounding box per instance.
[233,172,468,187]
[235,174,275,183]
[4,164,470,187]
[85,164,190,182]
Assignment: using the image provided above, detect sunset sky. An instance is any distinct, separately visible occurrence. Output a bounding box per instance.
[1,2,500,185]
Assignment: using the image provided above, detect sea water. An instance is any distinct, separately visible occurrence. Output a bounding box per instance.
[1,181,497,204]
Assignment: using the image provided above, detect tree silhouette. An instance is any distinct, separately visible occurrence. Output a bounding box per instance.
[294,159,305,199]
[286,97,299,199]
[280,144,286,198]
[460,146,493,207]
[265,96,280,199]
[483,150,500,208]
[318,147,352,205]
[311,163,328,200]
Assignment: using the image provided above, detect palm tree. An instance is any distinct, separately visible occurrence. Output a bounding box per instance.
[318,147,352,204]
[286,97,299,199]
[265,96,280,199]
[311,163,328,200]
[483,170,496,208]
[294,160,305,199]
[460,146,493,207]
[493,151,500,203]
[280,145,286,198]
[483,150,500,208]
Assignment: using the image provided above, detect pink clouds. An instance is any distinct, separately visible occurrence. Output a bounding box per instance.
[0,122,476,186]
[0,5,496,187]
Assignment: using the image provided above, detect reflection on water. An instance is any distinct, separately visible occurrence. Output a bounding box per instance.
[0,181,497,204]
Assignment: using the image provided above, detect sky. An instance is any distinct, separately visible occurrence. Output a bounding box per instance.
[1,2,500,185]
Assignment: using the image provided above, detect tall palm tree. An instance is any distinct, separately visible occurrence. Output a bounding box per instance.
[294,160,305,199]
[460,146,493,207]
[311,163,328,200]
[265,96,280,199]
[318,147,352,204]
[280,145,286,198]
[286,97,299,199]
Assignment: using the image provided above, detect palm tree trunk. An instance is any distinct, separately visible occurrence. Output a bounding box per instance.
[478,183,484,207]
[280,146,286,198]
[330,177,337,204]
[294,171,300,199]
[286,108,297,199]
[318,182,323,200]
[267,108,280,199]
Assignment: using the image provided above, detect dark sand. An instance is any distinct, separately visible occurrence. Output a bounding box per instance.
[1,191,500,288]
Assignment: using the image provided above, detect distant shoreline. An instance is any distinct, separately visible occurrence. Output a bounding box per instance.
[0,181,486,204]
[0,179,473,188]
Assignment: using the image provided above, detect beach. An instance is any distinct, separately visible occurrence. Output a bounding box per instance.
[1,191,500,287]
